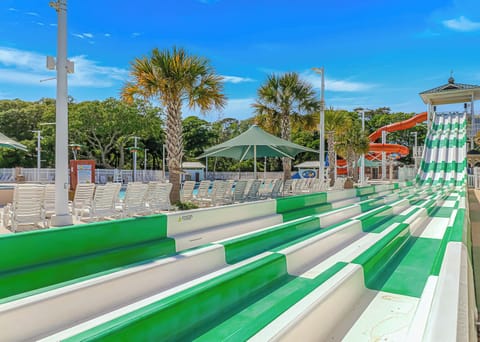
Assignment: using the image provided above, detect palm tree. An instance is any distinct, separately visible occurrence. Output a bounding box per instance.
[335,121,370,181]
[122,47,226,202]
[253,73,319,180]
[322,108,351,184]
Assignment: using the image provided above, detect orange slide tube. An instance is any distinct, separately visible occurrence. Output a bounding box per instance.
[335,111,427,175]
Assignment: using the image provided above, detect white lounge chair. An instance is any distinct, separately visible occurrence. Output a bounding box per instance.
[77,183,121,221]
[282,179,293,196]
[196,181,227,207]
[43,184,56,224]
[266,179,283,198]
[119,182,148,217]
[193,180,211,201]
[245,179,262,201]
[180,181,196,203]
[231,180,247,203]
[145,182,174,213]
[71,183,95,220]
[4,184,46,232]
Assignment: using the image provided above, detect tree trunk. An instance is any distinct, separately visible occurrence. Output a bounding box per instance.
[327,132,335,186]
[118,143,125,169]
[166,99,184,203]
[281,113,291,180]
[282,157,291,180]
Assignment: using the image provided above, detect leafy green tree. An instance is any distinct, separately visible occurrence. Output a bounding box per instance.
[335,121,370,181]
[122,47,226,202]
[253,72,319,179]
[69,98,161,169]
[182,116,217,159]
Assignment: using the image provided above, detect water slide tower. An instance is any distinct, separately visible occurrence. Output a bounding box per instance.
[419,76,480,149]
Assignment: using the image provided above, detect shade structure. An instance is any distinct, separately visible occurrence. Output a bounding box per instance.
[0,132,27,151]
[197,125,317,177]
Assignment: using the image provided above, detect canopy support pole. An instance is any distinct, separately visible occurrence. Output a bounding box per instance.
[254,145,257,179]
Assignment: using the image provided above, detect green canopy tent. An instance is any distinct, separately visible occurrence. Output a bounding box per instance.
[0,132,27,151]
[197,125,317,178]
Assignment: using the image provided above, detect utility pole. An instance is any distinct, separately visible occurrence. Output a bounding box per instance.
[132,136,139,182]
[312,67,325,180]
[49,0,73,226]
[32,130,41,182]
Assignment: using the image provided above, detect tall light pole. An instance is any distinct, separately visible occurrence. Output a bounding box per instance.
[381,130,387,180]
[144,148,149,172]
[131,136,140,182]
[411,132,418,174]
[32,130,41,182]
[50,0,72,226]
[312,67,325,180]
[356,108,372,185]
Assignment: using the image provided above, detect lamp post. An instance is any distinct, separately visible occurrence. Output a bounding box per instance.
[144,148,149,172]
[49,0,72,226]
[144,148,148,182]
[356,109,372,185]
[31,130,41,182]
[312,67,325,180]
[411,132,418,174]
[128,136,141,182]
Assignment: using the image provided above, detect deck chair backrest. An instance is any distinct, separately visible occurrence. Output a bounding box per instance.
[158,182,173,207]
[44,184,56,213]
[282,179,293,196]
[232,180,247,202]
[196,180,211,199]
[73,183,95,207]
[180,181,196,202]
[123,182,148,209]
[270,179,283,198]
[246,180,262,200]
[10,184,46,230]
[243,179,254,196]
[222,180,235,202]
[94,183,120,210]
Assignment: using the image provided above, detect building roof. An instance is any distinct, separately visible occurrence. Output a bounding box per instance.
[182,161,205,169]
[419,76,480,105]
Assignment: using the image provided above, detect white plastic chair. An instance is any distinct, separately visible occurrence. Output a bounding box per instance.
[70,183,95,220]
[180,181,196,203]
[4,184,46,232]
[119,182,148,217]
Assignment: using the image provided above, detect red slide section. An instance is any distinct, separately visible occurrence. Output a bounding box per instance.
[336,112,427,174]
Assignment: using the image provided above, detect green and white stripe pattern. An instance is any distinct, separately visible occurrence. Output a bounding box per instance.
[0,111,475,341]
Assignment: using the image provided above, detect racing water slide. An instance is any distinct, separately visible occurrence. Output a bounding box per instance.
[0,111,475,341]
[336,111,428,174]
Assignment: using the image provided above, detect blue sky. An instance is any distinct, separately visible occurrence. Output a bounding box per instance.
[0,0,479,120]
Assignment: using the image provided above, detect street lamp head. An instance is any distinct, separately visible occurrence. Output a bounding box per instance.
[312,67,324,74]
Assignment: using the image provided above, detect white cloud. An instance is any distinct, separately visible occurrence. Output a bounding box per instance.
[25,12,39,17]
[131,32,141,38]
[301,70,375,92]
[82,33,93,38]
[36,22,45,26]
[104,33,111,38]
[221,75,255,84]
[0,46,129,88]
[50,23,57,27]
[8,8,17,12]
[72,33,86,39]
[183,97,254,120]
[443,16,480,31]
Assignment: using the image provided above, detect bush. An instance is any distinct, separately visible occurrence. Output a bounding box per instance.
[174,201,199,210]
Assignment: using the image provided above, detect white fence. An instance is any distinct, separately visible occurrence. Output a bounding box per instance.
[206,171,284,180]
[0,168,166,184]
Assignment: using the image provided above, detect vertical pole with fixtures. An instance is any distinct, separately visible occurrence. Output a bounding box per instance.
[50,0,72,226]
